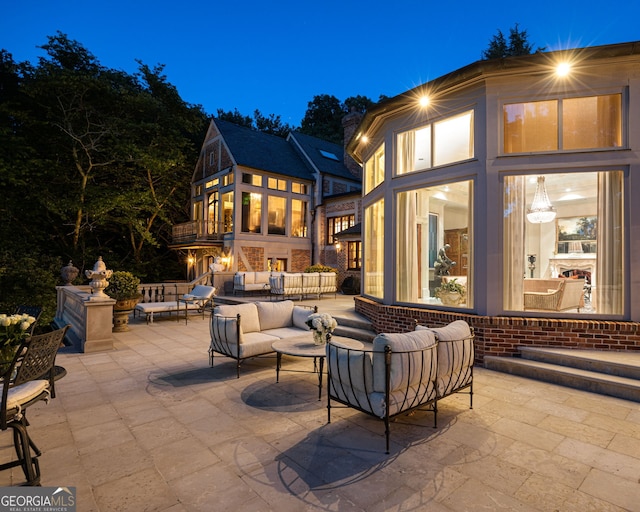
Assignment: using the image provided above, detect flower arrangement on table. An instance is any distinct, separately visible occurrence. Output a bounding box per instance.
[306,312,338,345]
[0,313,37,368]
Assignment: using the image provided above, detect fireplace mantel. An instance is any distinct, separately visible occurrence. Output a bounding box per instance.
[547,255,597,287]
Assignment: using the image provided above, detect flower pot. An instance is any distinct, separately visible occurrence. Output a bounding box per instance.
[438,291,464,306]
[112,297,141,332]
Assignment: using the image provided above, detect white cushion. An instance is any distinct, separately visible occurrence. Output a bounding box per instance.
[189,285,215,299]
[372,330,437,393]
[214,303,261,333]
[255,301,294,331]
[263,327,313,340]
[292,306,312,330]
[1,380,50,413]
[210,314,241,345]
[255,272,271,284]
[238,332,280,358]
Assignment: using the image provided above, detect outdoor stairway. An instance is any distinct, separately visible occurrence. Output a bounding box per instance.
[333,314,377,342]
[484,347,640,403]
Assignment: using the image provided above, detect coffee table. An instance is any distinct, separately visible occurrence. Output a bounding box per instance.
[271,337,328,400]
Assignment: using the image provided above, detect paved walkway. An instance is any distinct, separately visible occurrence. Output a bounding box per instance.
[1,297,639,511]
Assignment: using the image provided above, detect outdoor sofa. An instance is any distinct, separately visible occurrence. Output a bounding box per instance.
[209,300,317,377]
[233,272,273,295]
[327,319,474,452]
[269,272,337,300]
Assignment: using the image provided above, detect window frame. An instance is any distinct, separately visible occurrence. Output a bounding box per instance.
[502,92,624,155]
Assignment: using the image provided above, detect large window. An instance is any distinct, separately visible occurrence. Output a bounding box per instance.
[268,177,287,191]
[241,192,262,233]
[397,110,474,174]
[396,181,473,307]
[347,241,362,270]
[267,196,286,235]
[364,200,384,298]
[504,94,622,153]
[222,191,233,232]
[328,215,355,244]
[291,199,307,237]
[364,143,385,194]
[503,171,623,315]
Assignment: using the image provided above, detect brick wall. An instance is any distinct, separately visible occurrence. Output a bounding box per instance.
[355,296,640,364]
[240,246,265,271]
[291,249,311,272]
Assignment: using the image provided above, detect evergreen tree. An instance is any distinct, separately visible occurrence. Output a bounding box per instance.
[482,24,544,60]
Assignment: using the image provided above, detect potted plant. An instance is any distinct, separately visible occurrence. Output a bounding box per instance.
[434,278,466,306]
[105,271,142,332]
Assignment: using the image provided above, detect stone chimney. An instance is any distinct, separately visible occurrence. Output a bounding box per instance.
[342,107,364,180]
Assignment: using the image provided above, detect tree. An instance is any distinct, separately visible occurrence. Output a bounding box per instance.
[0,32,207,279]
[299,94,375,145]
[216,108,294,137]
[482,24,544,60]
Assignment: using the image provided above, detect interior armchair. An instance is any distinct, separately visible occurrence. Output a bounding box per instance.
[523,278,585,312]
[0,325,70,485]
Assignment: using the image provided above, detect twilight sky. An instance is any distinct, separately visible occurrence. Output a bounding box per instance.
[3,0,639,126]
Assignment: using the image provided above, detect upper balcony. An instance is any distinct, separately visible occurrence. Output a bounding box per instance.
[171,220,229,244]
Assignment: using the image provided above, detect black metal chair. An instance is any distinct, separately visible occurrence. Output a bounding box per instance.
[0,325,69,485]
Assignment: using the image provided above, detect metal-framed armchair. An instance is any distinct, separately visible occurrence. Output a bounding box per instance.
[0,325,69,485]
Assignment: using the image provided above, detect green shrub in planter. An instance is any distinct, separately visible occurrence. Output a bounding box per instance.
[304,264,337,273]
[105,271,141,301]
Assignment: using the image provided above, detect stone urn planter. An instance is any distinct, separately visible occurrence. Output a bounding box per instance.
[105,271,142,332]
[437,291,465,306]
[112,297,142,332]
[435,278,466,306]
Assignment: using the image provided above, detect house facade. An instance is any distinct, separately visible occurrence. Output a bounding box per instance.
[347,41,640,359]
[170,118,362,290]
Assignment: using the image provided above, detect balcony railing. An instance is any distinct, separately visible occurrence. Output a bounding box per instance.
[172,220,229,243]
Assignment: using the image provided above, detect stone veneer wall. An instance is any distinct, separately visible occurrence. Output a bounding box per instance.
[355,296,640,365]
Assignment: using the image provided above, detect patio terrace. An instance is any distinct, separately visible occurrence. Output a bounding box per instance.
[1,296,639,511]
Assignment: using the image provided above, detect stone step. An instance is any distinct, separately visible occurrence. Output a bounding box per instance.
[333,324,376,343]
[519,347,640,380]
[484,355,640,403]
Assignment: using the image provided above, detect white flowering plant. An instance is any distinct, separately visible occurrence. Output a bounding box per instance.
[306,312,338,345]
[0,313,37,365]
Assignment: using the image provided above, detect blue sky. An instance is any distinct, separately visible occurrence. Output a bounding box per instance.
[3,1,639,126]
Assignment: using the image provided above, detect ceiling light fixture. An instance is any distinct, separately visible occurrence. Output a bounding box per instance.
[527,176,556,224]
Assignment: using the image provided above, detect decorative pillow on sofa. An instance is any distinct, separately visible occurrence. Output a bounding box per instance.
[214,303,261,333]
[255,300,294,331]
[292,306,312,330]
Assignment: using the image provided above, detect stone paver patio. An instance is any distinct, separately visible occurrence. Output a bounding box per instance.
[1,297,639,511]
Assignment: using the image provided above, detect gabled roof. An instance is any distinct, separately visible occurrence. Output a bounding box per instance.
[214,119,312,181]
[335,222,362,239]
[288,131,359,182]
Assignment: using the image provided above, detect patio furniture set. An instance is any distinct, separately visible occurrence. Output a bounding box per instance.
[1,305,69,486]
[232,271,337,300]
[208,299,475,452]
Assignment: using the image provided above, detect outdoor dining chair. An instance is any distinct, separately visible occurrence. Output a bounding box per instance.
[0,324,69,485]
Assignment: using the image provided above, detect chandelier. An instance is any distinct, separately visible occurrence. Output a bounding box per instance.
[527,176,556,224]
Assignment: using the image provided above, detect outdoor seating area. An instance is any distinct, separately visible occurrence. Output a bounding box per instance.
[0,298,639,510]
[327,320,474,453]
[135,284,216,324]
[232,271,338,300]
[209,300,317,377]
